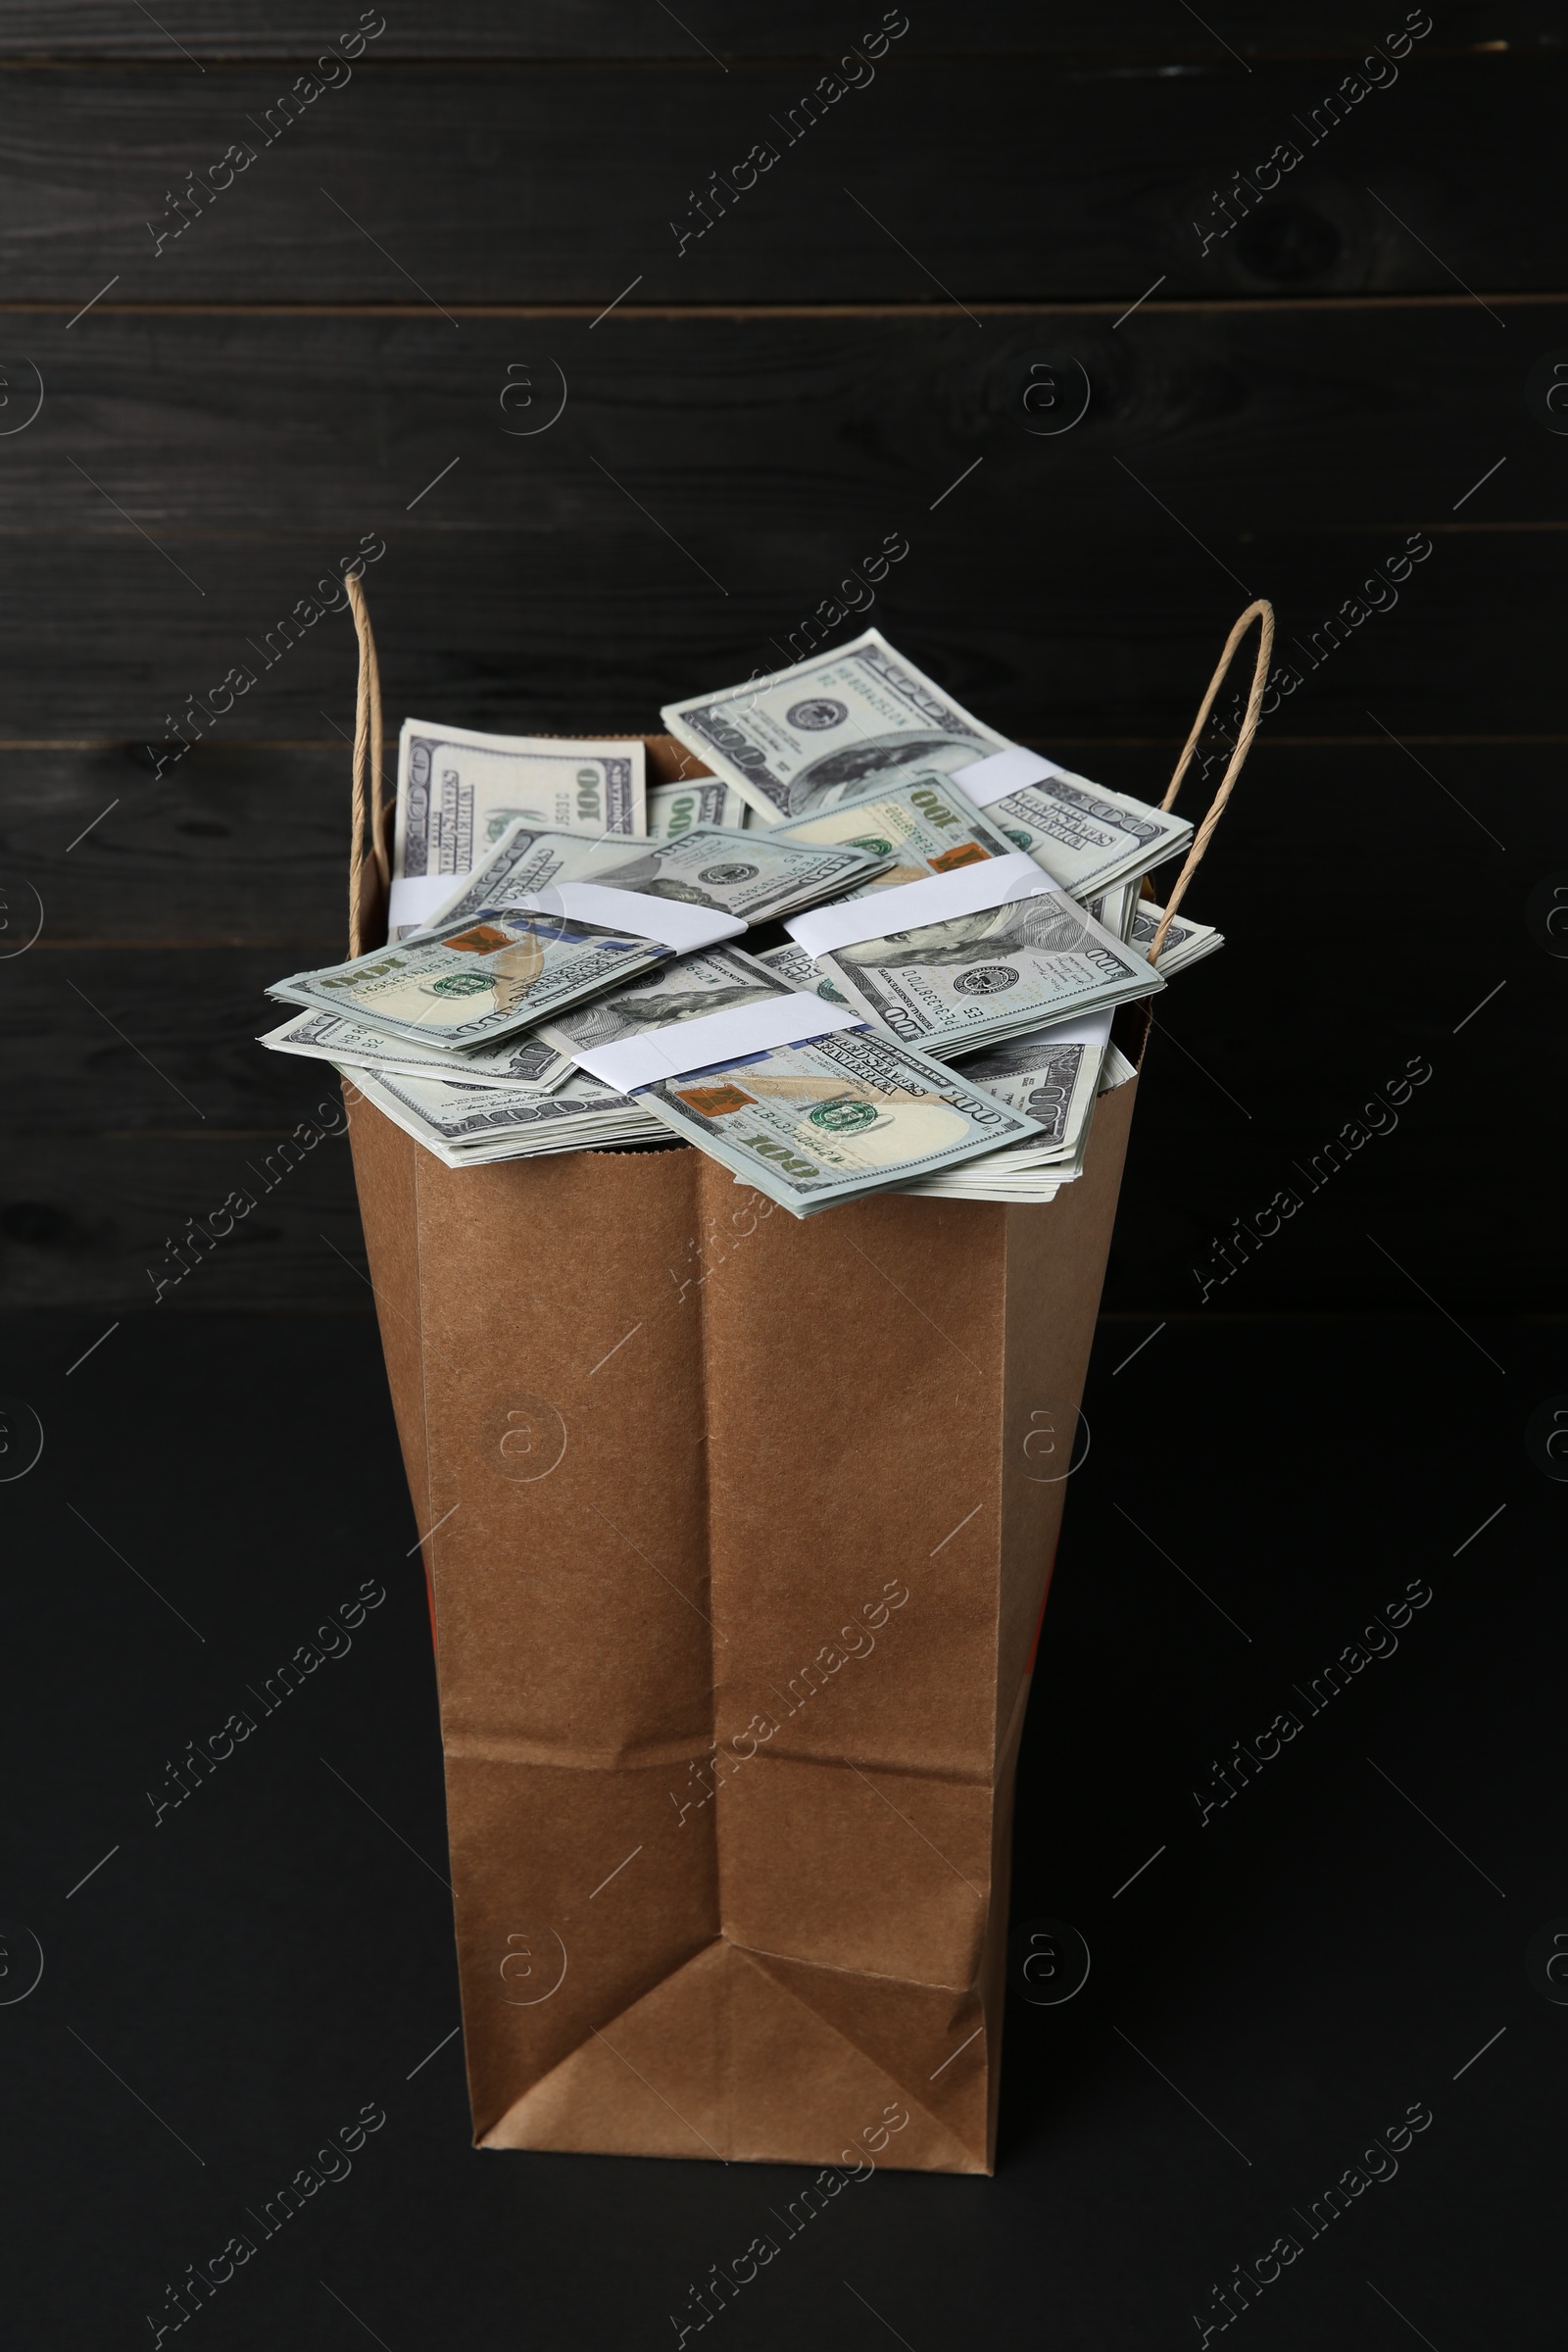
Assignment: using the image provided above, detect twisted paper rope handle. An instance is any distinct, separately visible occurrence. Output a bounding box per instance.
[1146,597,1274,965]
[345,569,388,956]
[342,578,1274,965]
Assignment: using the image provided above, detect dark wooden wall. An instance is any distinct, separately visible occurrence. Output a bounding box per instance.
[3,4,1560,1314]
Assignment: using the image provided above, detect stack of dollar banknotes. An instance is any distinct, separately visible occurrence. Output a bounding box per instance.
[261,632,1223,1216]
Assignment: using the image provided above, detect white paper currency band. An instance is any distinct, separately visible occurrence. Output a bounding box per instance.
[388,876,745,951]
[572,995,863,1095]
[950,746,1068,806]
[784,850,1055,957]
[993,1006,1115,1053]
[387,873,462,929]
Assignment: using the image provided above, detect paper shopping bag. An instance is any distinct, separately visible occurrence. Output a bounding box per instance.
[338,585,1271,2172]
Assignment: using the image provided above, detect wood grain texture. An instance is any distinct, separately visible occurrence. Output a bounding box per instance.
[4,744,1558,1309]
[5,740,1556,944]
[0,55,1555,302]
[0,1130,365,1308]
[1,746,353,940]
[0,306,1546,531]
[0,17,1549,1313]
[0,5,1554,61]
[11,945,360,1130]
[0,518,1552,743]
[0,306,1554,741]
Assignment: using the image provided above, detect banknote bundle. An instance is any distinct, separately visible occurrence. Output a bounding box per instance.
[757,952,1134,1204]
[259,1005,573,1094]
[268,905,681,1051]
[1128,898,1224,973]
[392,718,646,934]
[421,816,889,935]
[646,775,749,838]
[784,853,1164,1060]
[345,1065,664,1167]
[564,981,1046,1217]
[898,1011,1115,1204]
[661,627,1194,902]
[265,634,1228,1216]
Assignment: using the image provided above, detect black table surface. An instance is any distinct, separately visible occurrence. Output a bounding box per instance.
[1,1304,1557,2350]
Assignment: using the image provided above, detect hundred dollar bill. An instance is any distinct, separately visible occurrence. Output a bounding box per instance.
[662,628,1192,898]
[899,1011,1115,1202]
[341,1064,662,1167]
[1128,898,1224,974]
[752,939,852,1006]
[403,819,670,936]
[894,1157,1068,1204]
[894,1170,1065,1204]
[539,943,784,1061]
[770,774,1016,893]
[259,1006,572,1093]
[268,909,671,1051]
[795,861,1163,1060]
[425,818,888,935]
[953,1011,1109,1158]
[1087,881,1138,941]
[631,1027,1045,1217]
[661,628,1011,824]
[949,745,1192,902]
[646,776,749,839]
[395,719,644,884]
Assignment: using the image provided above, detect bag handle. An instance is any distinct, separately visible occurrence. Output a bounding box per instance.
[339,576,1272,963]
[1146,597,1273,965]
[345,570,389,957]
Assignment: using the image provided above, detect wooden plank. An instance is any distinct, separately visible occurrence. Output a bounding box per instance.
[0,6,1552,62]
[0,307,1546,534]
[0,1130,366,1309]
[1105,731,1557,1310]
[1,746,353,941]
[0,511,1552,744]
[0,56,1555,302]
[0,307,1553,740]
[6,743,1557,948]
[2,743,1556,1309]
[10,945,358,1129]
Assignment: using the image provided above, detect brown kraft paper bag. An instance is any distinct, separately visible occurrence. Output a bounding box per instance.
[337,585,1272,2174]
